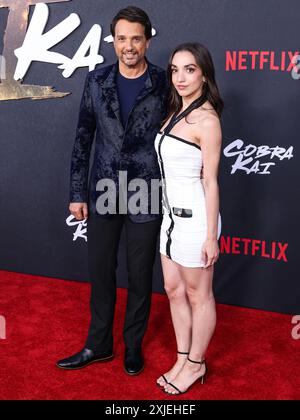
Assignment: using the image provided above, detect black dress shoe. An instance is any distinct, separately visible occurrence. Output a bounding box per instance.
[56,348,114,370]
[124,348,144,376]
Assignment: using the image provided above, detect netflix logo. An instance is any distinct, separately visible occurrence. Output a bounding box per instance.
[226,50,299,73]
[220,236,288,262]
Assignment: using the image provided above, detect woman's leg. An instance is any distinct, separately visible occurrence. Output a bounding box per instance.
[164,265,216,394]
[157,255,192,386]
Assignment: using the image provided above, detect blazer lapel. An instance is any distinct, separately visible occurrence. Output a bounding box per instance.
[134,72,153,105]
[131,60,161,110]
[100,63,123,127]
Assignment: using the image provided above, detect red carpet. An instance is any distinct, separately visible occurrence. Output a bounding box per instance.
[0,270,299,400]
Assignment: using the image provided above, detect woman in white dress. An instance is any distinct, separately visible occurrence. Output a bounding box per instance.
[154,43,224,395]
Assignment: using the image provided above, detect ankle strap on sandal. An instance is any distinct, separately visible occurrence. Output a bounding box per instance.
[188,356,206,365]
[177,351,189,355]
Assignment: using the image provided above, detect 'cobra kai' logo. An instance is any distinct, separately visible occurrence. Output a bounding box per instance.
[0,1,156,101]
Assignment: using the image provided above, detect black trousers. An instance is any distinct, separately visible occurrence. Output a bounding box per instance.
[85,214,162,353]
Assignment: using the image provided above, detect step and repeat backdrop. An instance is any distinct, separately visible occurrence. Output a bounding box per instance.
[0,0,299,314]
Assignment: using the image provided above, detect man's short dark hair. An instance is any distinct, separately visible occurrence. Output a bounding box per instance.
[110,6,152,40]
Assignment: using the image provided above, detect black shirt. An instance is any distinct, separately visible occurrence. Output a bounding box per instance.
[116,69,148,127]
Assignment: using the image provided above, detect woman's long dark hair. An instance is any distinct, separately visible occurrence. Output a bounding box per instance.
[165,43,224,122]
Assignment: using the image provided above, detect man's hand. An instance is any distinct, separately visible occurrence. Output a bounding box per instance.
[69,203,88,221]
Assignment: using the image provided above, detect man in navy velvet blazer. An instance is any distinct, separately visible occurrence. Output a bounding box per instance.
[57,6,168,374]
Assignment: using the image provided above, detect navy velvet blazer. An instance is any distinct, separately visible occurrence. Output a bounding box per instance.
[70,61,168,223]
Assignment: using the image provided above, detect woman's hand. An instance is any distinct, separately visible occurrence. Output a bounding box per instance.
[201,238,220,269]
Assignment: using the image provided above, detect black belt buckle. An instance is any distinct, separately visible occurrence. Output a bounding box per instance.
[172,207,193,218]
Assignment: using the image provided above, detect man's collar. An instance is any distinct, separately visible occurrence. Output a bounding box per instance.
[101,58,160,91]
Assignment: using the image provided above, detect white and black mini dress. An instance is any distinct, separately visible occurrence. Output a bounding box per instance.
[155,130,222,268]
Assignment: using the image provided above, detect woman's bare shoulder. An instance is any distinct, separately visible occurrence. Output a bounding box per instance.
[187,103,221,148]
[187,102,220,129]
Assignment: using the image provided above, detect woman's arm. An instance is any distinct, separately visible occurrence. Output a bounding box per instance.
[197,115,222,268]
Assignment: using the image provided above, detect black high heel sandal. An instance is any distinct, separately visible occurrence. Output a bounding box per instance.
[163,357,207,395]
[156,351,189,388]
